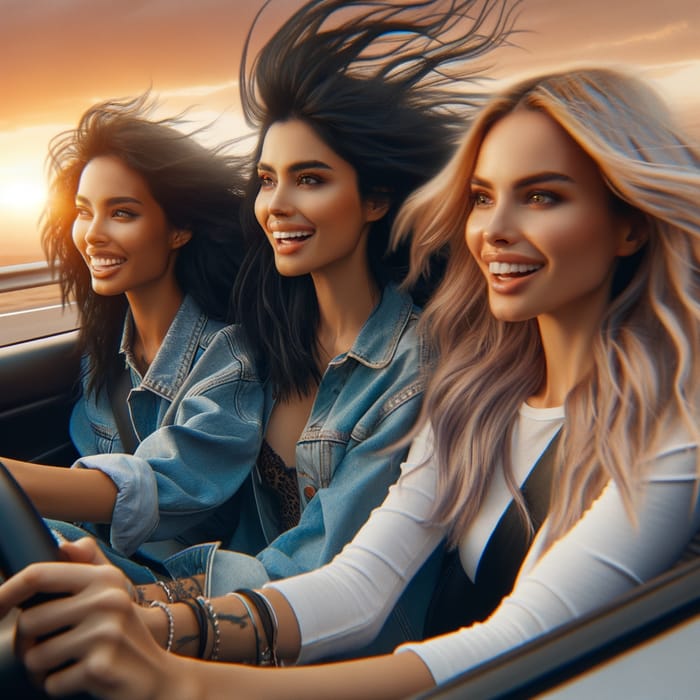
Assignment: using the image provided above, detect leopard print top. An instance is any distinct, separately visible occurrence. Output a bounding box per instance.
[258,439,301,532]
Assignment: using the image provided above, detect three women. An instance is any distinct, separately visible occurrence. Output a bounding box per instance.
[2,64,698,700]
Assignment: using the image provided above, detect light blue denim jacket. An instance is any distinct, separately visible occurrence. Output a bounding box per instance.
[165,283,441,650]
[68,294,264,556]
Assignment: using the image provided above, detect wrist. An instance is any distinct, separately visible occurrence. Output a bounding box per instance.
[158,655,207,700]
[141,604,170,649]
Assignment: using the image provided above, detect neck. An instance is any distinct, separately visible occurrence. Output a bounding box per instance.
[311,266,379,363]
[126,283,184,369]
[529,311,601,409]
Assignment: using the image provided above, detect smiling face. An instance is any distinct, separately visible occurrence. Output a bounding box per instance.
[465,108,635,326]
[254,119,386,282]
[72,155,190,299]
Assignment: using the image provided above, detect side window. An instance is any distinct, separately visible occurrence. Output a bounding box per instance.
[0,263,77,347]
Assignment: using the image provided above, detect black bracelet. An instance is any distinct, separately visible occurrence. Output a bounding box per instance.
[183,599,208,659]
[197,597,221,661]
[235,588,279,666]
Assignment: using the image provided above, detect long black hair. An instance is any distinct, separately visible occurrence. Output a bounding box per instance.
[232,0,518,400]
[40,94,247,396]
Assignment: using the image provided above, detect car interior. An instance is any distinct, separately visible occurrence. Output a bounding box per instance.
[2,264,700,699]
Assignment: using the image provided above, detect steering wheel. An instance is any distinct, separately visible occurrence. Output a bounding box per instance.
[0,459,93,699]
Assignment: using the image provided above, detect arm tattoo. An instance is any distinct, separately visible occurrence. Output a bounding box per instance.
[218,610,249,630]
[133,586,148,605]
[169,576,205,601]
[174,632,199,653]
[170,576,204,600]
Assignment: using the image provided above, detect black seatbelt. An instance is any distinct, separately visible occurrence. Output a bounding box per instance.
[424,431,561,636]
[106,364,139,454]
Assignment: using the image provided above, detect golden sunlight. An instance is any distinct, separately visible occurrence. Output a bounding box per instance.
[0,178,46,213]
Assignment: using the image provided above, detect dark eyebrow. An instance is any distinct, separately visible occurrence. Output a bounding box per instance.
[257,160,333,173]
[75,194,143,206]
[470,172,575,189]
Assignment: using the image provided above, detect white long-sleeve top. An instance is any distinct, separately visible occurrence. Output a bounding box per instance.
[268,403,700,684]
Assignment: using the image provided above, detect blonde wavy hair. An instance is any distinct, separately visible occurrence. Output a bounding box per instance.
[393,67,700,548]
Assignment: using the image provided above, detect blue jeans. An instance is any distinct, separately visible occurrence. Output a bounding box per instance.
[46,519,159,584]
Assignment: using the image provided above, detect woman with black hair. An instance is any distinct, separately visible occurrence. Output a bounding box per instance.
[121,0,515,643]
[1,96,261,569]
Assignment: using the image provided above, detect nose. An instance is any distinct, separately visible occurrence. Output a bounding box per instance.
[73,212,107,251]
[480,201,518,247]
[266,181,294,217]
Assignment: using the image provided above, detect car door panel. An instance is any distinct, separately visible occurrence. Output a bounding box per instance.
[0,330,80,465]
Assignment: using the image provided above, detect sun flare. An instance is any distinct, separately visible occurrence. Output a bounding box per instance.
[0,179,47,213]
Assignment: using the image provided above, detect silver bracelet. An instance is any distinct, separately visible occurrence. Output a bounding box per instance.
[228,592,260,664]
[197,596,221,661]
[150,600,174,652]
[155,580,175,603]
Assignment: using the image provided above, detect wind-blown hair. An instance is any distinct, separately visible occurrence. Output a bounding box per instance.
[40,95,247,396]
[394,67,700,548]
[232,0,519,399]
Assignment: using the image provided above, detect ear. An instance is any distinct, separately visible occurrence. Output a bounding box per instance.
[363,196,390,223]
[616,215,647,258]
[170,229,192,250]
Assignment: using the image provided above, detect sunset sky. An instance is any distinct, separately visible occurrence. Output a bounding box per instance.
[2,0,699,265]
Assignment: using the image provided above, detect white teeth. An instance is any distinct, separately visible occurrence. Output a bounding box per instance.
[272,231,311,240]
[489,261,542,275]
[90,256,125,267]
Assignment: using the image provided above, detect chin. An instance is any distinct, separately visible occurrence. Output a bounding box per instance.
[489,307,533,324]
[274,266,307,278]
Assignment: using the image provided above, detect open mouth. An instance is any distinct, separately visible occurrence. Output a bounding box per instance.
[89,256,126,271]
[488,261,542,279]
[272,231,313,244]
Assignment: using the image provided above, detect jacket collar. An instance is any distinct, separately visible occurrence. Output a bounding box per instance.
[335,283,416,370]
[120,295,208,400]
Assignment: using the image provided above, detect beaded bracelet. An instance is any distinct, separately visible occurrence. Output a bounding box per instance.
[149,600,174,652]
[228,592,261,664]
[235,589,280,666]
[155,580,174,603]
[197,596,221,661]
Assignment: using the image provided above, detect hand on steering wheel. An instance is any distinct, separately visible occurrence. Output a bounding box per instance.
[0,459,94,699]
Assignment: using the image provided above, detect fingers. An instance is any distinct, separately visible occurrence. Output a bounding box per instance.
[26,595,169,700]
[17,571,132,642]
[0,559,129,619]
[17,590,133,674]
[60,536,113,565]
[0,545,169,699]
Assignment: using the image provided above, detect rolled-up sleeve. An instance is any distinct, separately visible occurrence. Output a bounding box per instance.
[75,328,265,556]
[73,452,159,554]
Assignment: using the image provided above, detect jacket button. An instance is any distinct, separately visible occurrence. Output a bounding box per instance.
[303,485,316,500]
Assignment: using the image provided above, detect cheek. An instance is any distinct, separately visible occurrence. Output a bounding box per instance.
[253,194,267,229]
[464,219,480,258]
[71,221,85,250]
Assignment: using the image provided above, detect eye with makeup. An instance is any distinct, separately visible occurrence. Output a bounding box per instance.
[112,207,138,220]
[74,205,92,220]
[525,190,561,207]
[297,172,324,186]
[470,189,492,208]
[257,172,275,189]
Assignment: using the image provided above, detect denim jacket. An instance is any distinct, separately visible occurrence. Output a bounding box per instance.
[165,284,441,649]
[69,294,264,556]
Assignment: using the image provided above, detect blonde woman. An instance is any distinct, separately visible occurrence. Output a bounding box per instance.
[2,67,700,700]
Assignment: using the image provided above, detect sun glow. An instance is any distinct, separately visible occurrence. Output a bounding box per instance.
[0,179,47,212]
